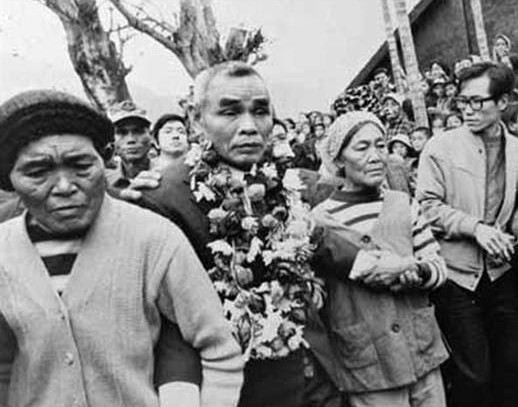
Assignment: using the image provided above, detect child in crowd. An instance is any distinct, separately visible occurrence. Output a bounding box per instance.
[503,102,518,136]
[444,112,464,130]
[388,133,413,162]
[410,127,432,157]
[389,133,420,195]
[429,113,445,136]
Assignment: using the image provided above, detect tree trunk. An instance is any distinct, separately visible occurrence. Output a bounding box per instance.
[470,0,490,60]
[174,0,223,76]
[109,0,267,78]
[40,0,132,110]
[393,0,428,127]
[381,0,404,93]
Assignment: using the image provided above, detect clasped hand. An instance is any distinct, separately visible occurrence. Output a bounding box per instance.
[474,223,515,262]
[356,250,422,291]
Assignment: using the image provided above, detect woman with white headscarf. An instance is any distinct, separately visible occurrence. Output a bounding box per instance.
[311,111,449,407]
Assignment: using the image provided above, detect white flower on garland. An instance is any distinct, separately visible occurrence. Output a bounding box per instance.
[194,182,216,202]
[184,144,203,167]
[258,308,284,343]
[207,240,234,256]
[208,207,228,222]
[261,162,278,179]
[282,168,306,191]
[241,216,258,231]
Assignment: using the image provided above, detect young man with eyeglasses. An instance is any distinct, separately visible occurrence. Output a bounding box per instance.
[417,62,518,407]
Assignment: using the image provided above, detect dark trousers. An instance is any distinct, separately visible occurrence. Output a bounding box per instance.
[303,349,349,407]
[431,272,518,407]
[238,350,305,407]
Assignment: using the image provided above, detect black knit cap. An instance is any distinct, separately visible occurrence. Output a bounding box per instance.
[0,89,114,191]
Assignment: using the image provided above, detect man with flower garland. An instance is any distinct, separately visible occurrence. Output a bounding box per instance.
[137,61,325,407]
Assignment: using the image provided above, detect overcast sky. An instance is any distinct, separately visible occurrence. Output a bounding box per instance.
[0,0,419,118]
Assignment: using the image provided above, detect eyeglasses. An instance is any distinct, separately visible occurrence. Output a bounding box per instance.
[454,96,494,111]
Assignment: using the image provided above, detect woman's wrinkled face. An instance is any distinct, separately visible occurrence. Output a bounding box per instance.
[9,134,106,235]
[336,123,388,190]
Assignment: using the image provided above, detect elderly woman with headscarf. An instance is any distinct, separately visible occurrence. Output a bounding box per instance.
[0,90,244,407]
[310,111,449,407]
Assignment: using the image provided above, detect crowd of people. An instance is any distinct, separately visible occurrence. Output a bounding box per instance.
[0,31,518,407]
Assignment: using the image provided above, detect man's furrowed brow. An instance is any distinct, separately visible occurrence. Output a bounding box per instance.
[16,155,54,170]
[62,151,98,163]
[253,98,271,108]
[218,97,242,108]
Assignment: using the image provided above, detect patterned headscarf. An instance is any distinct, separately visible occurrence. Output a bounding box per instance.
[319,111,386,176]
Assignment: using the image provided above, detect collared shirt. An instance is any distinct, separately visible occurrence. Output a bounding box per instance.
[105,159,150,190]
[483,131,506,225]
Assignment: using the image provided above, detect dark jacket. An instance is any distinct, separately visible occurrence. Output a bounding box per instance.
[139,161,306,407]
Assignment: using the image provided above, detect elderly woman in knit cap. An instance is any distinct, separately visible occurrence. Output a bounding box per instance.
[0,90,243,407]
[310,111,448,407]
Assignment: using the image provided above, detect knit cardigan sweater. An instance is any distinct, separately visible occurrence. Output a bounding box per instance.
[0,195,243,407]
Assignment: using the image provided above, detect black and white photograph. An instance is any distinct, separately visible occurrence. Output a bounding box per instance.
[1,0,518,406]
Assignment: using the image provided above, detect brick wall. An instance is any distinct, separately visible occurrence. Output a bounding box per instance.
[351,0,518,87]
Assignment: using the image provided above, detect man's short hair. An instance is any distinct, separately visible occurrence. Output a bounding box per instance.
[193,61,265,117]
[458,62,515,101]
[411,126,432,138]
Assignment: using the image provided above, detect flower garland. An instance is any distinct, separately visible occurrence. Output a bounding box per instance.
[186,146,325,361]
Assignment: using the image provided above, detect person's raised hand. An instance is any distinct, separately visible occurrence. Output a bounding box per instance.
[474,223,515,262]
[119,170,162,201]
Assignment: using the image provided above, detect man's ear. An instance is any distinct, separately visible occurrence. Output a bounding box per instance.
[498,94,509,112]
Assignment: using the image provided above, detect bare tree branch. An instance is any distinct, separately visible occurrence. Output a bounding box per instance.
[109,0,180,53]
[107,0,267,77]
